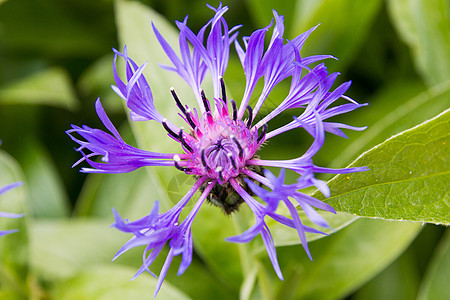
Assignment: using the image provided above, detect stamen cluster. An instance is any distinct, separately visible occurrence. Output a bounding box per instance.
[167,79,263,186]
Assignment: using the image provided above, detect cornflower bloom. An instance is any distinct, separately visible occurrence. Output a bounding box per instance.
[67,3,367,295]
[0,182,24,237]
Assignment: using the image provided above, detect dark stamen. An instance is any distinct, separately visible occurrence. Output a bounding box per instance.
[231,99,237,121]
[201,90,210,112]
[257,123,268,143]
[170,88,186,115]
[227,152,237,169]
[215,167,224,182]
[178,129,193,153]
[231,136,244,158]
[201,149,210,170]
[220,77,227,104]
[162,119,179,139]
[185,109,197,129]
[174,161,191,173]
[246,105,253,128]
[173,155,191,173]
[171,88,196,129]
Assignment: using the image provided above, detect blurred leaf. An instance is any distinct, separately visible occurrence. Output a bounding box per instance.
[164,256,238,300]
[240,265,258,300]
[387,0,450,86]
[77,55,122,113]
[75,167,172,220]
[0,0,114,57]
[29,219,124,281]
[0,290,23,300]
[0,150,28,297]
[0,68,79,110]
[37,213,236,299]
[19,138,70,218]
[353,251,420,300]
[192,204,246,292]
[290,0,383,71]
[318,109,450,224]
[418,229,450,300]
[275,218,421,300]
[329,80,450,168]
[267,211,358,247]
[50,264,191,300]
[245,0,298,30]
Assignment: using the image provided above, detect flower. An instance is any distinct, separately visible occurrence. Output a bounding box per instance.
[67,3,367,296]
[0,182,24,237]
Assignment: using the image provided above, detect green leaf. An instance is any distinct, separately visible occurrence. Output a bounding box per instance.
[0,0,114,58]
[29,219,125,281]
[0,68,79,111]
[77,55,122,114]
[353,251,420,300]
[267,211,358,247]
[275,218,421,300]
[290,0,383,71]
[317,109,450,224]
[0,150,28,297]
[245,0,298,30]
[387,0,450,86]
[328,80,450,168]
[192,204,246,292]
[74,168,162,219]
[418,229,450,300]
[50,265,191,300]
[31,218,235,300]
[164,257,238,300]
[19,138,70,218]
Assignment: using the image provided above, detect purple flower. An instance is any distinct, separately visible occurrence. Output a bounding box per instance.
[67,3,367,295]
[0,182,24,237]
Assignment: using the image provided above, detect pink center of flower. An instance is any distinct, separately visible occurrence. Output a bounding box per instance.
[190,104,258,183]
[168,82,266,185]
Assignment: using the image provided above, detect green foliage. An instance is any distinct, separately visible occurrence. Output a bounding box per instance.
[0,0,115,58]
[0,151,28,299]
[275,219,421,300]
[418,229,450,300]
[353,252,420,300]
[0,68,79,110]
[290,0,383,71]
[328,80,450,168]
[50,265,191,300]
[29,219,124,281]
[19,138,70,218]
[387,0,450,86]
[318,109,450,224]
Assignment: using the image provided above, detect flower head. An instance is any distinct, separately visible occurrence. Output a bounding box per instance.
[0,182,24,237]
[68,3,367,295]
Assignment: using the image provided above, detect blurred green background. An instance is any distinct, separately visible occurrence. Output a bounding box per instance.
[0,0,448,299]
